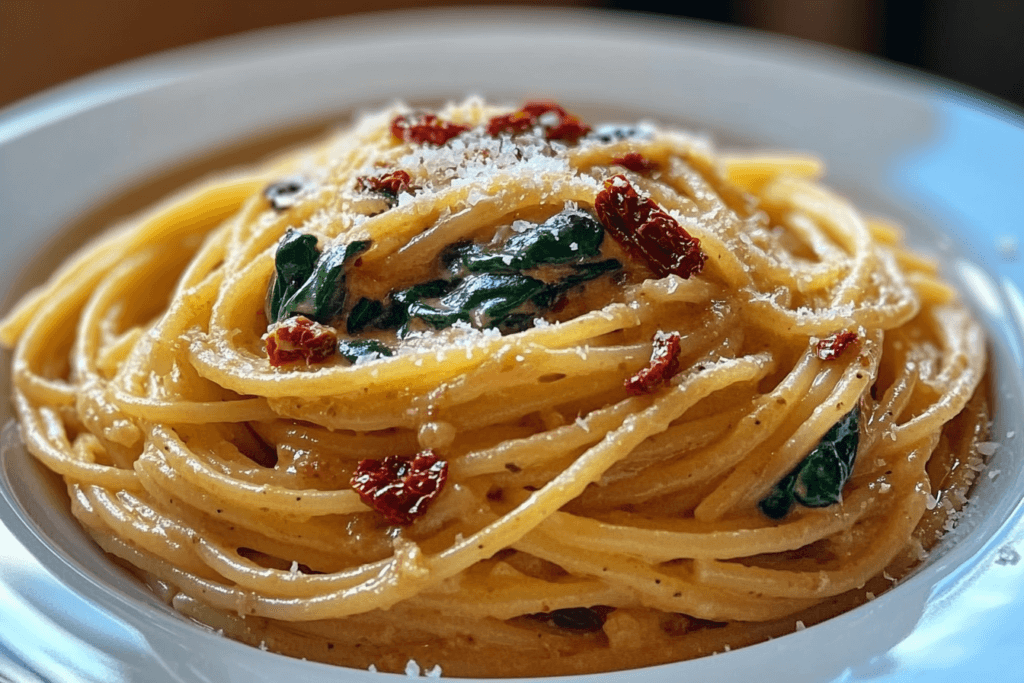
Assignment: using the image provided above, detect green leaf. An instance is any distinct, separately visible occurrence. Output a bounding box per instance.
[408,273,547,330]
[759,406,860,519]
[277,239,371,324]
[459,210,605,273]
[267,229,319,322]
[347,297,385,334]
[336,209,621,338]
[337,338,394,364]
[758,473,798,520]
[384,279,460,334]
[531,259,622,309]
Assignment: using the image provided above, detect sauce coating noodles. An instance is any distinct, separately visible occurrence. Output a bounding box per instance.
[0,99,989,677]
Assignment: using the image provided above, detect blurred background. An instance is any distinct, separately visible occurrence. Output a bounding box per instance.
[1,0,1022,111]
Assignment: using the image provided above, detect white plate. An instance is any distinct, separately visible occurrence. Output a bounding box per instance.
[0,8,1022,683]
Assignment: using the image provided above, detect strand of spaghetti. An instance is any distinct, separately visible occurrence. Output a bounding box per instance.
[9,278,89,406]
[692,458,932,598]
[88,529,309,616]
[110,271,241,407]
[740,212,848,294]
[876,310,985,456]
[133,453,370,557]
[450,394,651,478]
[70,248,189,441]
[186,299,657,400]
[907,271,956,305]
[430,373,636,432]
[95,328,145,378]
[267,368,629,433]
[251,420,419,460]
[719,153,824,191]
[0,174,261,347]
[576,349,816,509]
[12,394,141,490]
[763,177,876,307]
[595,405,750,487]
[695,329,881,521]
[537,485,874,562]
[854,365,919,476]
[145,426,365,516]
[181,354,774,620]
[9,368,75,409]
[412,572,631,620]
[110,393,277,424]
[741,249,919,337]
[78,484,215,577]
[223,191,327,270]
[350,171,592,270]
[915,390,990,547]
[566,136,679,170]
[134,460,375,571]
[192,536,404,598]
[69,433,110,468]
[515,529,819,621]
[412,343,649,413]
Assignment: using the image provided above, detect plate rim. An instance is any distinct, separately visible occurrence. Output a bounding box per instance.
[0,8,1021,683]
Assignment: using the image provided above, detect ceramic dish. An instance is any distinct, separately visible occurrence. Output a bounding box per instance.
[0,8,1022,682]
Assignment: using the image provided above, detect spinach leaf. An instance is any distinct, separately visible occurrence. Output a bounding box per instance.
[341,209,621,338]
[387,279,461,333]
[408,273,547,330]
[759,406,860,520]
[346,298,385,335]
[458,210,604,273]
[530,259,622,309]
[275,239,371,324]
[268,229,320,323]
[337,338,394,364]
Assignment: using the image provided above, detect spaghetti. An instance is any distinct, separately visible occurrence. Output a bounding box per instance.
[0,98,990,676]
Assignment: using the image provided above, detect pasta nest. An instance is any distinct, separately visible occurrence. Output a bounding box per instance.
[0,98,988,676]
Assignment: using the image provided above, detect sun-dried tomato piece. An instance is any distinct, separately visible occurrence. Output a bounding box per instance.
[595,175,706,279]
[545,115,592,143]
[815,331,860,361]
[391,113,469,146]
[350,451,448,525]
[485,101,591,143]
[613,153,658,173]
[625,331,683,395]
[487,110,536,137]
[520,101,568,119]
[356,170,413,198]
[523,101,592,142]
[265,316,337,366]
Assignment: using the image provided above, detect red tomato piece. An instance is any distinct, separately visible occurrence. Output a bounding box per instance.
[485,101,591,143]
[595,175,706,279]
[356,170,413,197]
[350,451,449,525]
[487,110,536,137]
[625,331,683,395]
[815,331,860,361]
[265,316,337,366]
[391,113,469,146]
[613,153,658,173]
